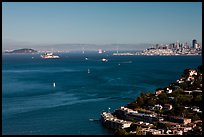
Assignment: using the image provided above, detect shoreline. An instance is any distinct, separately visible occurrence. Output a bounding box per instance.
[100,65,202,135]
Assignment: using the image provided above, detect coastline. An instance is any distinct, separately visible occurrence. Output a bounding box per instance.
[100,65,202,135]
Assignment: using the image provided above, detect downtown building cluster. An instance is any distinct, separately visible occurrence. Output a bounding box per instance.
[113,39,202,56]
[143,39,202,56]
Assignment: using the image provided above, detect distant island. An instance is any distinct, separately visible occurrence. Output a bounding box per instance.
[101,65,202,135]
[4,48,38,54]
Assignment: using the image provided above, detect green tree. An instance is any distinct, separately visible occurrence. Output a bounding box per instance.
[147,98,156,106]
[194,95,202,102]
[140,92,146,98]
[115,128,128,135]
[173,105,184,116]
[192,114,200,121]
[136,97,144,107]
[172,89,184,96]
[183,69,190,77]
[157,93,168,104]
[136,126,143,135]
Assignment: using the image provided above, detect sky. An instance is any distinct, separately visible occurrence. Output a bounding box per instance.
[2,2,202,51]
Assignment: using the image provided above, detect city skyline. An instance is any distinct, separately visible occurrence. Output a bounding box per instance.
[2,2,202,51]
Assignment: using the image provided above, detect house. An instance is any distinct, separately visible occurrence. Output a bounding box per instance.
[166,87,172,94]
[131,121,154,129]
[184,90,192,94]
[192,90,202,93]
[163,104,173,111]
[120,106,138,114]
[189,69,197,76]
[185,123,196,128]
[155,90,163,96]
[191,106,202,113]
[178,126,192,133]
[177,79,184,83]
[194,120,202,123]
[172,129,183,135]
[166,129,173,134]
[168,97,175,100]
[141,128,162,135]
[186,76,194,81]
[153,104,163,110]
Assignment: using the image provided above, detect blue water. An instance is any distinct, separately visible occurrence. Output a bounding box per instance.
[2,52,202,135]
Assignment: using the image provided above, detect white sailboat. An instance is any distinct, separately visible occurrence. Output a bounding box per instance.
[82,47,85,54]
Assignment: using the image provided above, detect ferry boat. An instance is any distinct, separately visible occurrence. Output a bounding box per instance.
[98,49,103,54]
[41,53,59,59]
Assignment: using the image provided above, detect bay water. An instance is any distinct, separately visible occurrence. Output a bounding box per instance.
[2,52,202,135]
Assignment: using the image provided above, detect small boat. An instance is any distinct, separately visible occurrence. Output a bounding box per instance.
[53,82,56,87]
[101,58,108,62]
[88,69,90,74]
[89,118,100,121]
[98,49,103,54]
[85,57,88,60]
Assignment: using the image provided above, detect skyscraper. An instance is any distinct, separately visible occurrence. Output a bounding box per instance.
[185,42,189,49]
[192,39,197,48]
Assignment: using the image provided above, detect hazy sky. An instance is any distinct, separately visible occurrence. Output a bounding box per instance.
[2,2,202,50]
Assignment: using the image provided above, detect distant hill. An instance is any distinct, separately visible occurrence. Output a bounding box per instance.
[5,48,38,54]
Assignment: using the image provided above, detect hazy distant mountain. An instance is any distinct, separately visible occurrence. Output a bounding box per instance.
[2,39,153,51]
[5,48,38,54]
[34,43,153,51]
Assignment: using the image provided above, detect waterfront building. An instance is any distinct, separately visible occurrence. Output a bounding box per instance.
[131,121,154,129]
[164,116,191,125]
[101,112,132,129]
[126,112,164,123]
[140,128,162,135]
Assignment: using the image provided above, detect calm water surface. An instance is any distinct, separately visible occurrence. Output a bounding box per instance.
[2,52,202,135]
